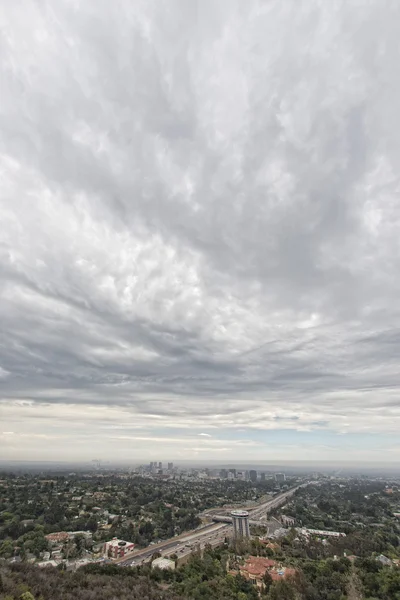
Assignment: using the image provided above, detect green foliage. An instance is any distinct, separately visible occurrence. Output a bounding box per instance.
[355,559,400,599]
[0,472,277,552]
[0,563,180,600]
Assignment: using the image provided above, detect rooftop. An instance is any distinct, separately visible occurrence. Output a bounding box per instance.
[152,557,175,570]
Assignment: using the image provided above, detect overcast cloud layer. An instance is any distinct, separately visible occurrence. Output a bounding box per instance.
[1,0,400,463]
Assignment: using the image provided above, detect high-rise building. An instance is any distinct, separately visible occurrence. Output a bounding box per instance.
[231,510,250,539]
[249,470,257,482]
[168,462,173,471]
[158,462,162,470]
[260,472,266,482]
[275,472,286,482]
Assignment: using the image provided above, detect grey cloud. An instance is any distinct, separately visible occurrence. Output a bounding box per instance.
[1,0,400,460]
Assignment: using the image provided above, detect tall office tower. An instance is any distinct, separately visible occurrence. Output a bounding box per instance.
[231,510,250,539]
[249,470,257,482]
[158,462,162,470]
[275,473,286,482]
[168,462,173,471]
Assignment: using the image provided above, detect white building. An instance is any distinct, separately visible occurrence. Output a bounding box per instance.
[152,557,175,570]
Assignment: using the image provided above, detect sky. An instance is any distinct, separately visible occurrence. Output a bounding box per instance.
[1,0,400,464]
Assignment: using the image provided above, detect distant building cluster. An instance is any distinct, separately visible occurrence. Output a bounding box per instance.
[147,462,175,475]
[134,463,291,485]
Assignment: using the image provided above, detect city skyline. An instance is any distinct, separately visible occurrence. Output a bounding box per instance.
[1,1,400,463]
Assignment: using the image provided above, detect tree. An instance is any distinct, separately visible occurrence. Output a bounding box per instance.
[0,539,15,558]
[263,570,273,593]
[86,515,98,532]
[268,579,296,600]
[75,533,85,556]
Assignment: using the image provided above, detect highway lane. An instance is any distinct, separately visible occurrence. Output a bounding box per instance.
[115,522,229,566]
[114,483,309,567]
[210,483,305,523]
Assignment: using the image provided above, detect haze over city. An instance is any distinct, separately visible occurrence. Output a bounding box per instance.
[1,1,400,464]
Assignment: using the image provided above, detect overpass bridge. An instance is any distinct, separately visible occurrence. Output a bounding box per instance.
[209,483,305,524]
[114,483,309,567]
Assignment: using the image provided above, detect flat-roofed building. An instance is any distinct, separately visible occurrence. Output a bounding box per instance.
[152,557,175,570]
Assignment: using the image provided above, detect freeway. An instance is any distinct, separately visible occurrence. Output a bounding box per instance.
[210,483,306,524]
[114,522,229,566]
[249,483,306,519]
[114,483,308,567]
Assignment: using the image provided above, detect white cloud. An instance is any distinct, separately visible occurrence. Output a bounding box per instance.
[0,0,400,462]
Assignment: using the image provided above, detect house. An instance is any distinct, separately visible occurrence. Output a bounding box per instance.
[237,556,296,589]
[377,555,392,566]
[45,532,70,544]
[67,530,93,540]
[38,560,58,568]
[259,540,279,550]
[280,515,295,526]
[21,519,35,527]
[346,555,358,563]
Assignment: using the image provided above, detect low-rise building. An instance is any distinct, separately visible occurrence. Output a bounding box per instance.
[297,527,346,538]
[67,530,93,540]
[377,554,392,566]
[281,515,295,527]
[103,537,135,559]
[38,560,58,568]
[45,532,70,544]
